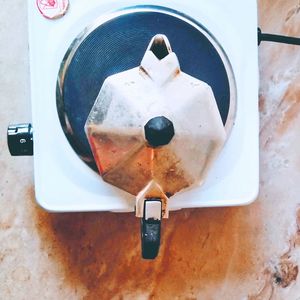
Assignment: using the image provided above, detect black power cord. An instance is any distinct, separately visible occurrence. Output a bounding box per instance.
[258,27,300,46]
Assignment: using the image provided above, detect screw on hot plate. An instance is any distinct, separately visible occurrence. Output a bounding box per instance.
[7,123,34,156]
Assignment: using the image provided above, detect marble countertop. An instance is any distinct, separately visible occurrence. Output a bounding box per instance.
[1,0,300,299]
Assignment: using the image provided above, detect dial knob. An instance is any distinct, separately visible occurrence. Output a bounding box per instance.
[7,123,33,156]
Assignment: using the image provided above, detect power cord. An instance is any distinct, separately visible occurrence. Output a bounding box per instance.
[258,27,300,46]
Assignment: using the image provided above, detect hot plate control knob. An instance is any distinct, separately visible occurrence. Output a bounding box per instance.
[7,123,33,156]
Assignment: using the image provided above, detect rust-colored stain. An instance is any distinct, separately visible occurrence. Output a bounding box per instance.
[276,75,300,136]
[260,75,300,151]
[285,4,300,22]
[249,208,300,299]
[153,148,191,197]
[88,122,192,199]
[248,253,299,300]
[273,259,298,288]
[259,94,266,113]
[248,269,274,300]
[28,186,259,299]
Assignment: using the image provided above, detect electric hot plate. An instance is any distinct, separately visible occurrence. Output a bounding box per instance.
[24,0,258,212]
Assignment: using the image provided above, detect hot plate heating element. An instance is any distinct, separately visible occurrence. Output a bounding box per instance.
[57,7,235,166]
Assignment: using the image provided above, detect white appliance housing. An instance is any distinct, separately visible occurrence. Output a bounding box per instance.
[28,0,259,212]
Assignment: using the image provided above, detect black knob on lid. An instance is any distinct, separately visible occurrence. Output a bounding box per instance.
[144,116,175,147]
[7,123,33,156]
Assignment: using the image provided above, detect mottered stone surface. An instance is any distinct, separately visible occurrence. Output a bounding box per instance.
[1,0,300,299]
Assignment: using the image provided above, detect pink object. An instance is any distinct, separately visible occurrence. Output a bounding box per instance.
[36,0,69,19]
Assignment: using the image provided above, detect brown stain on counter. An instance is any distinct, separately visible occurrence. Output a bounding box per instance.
[248,207,300,300]
[28,187,261,299]
[276,75,300,136]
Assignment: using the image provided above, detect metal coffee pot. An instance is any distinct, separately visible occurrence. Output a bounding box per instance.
[85,34,226,259]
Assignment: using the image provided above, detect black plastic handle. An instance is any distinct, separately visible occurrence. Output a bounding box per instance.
[141,198,162,259]
[141,218,161,259]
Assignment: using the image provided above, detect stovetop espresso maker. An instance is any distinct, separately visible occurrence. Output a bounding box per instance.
[84,34,227,257]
